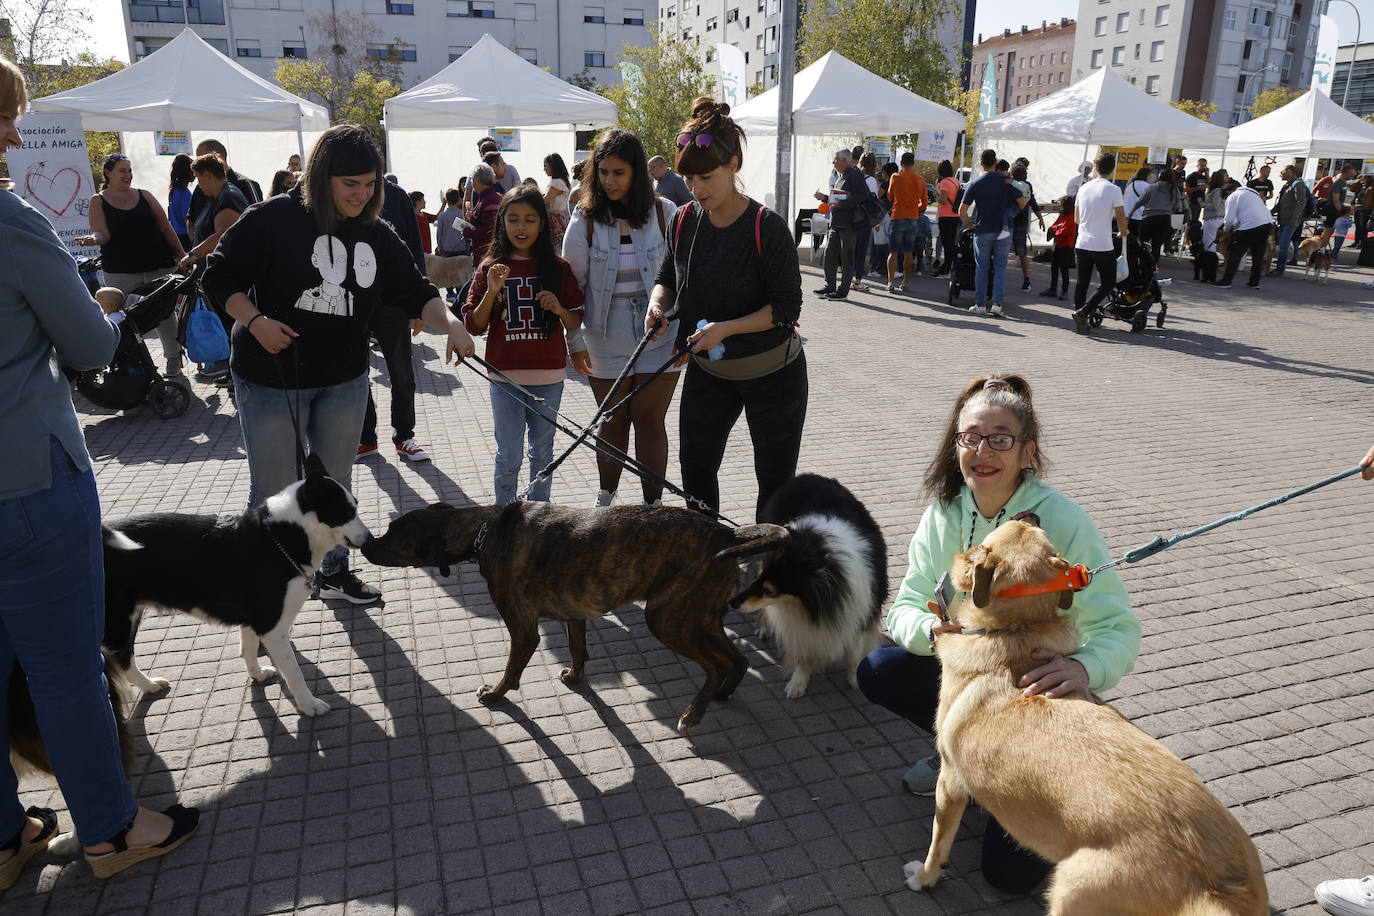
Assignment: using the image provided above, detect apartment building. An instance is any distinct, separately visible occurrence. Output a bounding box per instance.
[661,0,973,93]
[972,19,1077,113]
[120,0,651,89]
[1071,0,1320,125]
[1334,40,1374,118]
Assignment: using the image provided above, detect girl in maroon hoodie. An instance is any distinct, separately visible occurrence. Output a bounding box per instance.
[463,186,590,503]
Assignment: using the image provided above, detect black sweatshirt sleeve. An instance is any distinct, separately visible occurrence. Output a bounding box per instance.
[375,219,440,319]
[202,202,269,312]
[758,208,802,329]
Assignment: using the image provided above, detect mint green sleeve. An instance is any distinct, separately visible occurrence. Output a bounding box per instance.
[1043,498,1141,694]
[886,505,942,657]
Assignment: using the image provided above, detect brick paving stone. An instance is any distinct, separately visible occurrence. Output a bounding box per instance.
[5,254,1373,914]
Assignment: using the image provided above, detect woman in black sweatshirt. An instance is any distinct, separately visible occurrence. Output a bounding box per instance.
[204,125,475,604]
[646,97,806,520]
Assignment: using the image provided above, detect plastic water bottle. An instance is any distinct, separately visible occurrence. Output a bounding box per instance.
[696,319,725,360]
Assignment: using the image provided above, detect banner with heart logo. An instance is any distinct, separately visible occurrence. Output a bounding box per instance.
[8,114,95,257]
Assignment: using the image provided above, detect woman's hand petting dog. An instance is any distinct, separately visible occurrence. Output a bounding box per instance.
[1018,648,1091,700]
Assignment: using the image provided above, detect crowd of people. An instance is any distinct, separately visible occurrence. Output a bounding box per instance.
[2,47,1372,911]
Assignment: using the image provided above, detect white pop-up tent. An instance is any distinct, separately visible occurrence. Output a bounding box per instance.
[31,29,327,195]
[384,34,617,198]
[1188,89,1374,170]
[977,67,1229,198]
[731,52,966,222]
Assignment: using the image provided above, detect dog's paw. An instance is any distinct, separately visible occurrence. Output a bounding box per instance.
[476,684,507,704]
[297,695,330,717]
[250,665,278,684]
[49,831,81,857]
[783,675,809,700]
[139,677,172,694]
[558,668,582,686]
[903,860,944,891]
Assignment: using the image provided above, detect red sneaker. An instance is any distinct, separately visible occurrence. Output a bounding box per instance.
[396,439,430,462]
[356,443,379,462]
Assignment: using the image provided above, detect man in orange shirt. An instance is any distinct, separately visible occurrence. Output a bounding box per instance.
[885,152,928,292]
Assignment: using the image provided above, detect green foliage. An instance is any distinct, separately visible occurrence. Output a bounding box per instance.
[602,23,716,162]
[1249,86,1302,119]
[275,57,399,140]
[1169,98,1219,122]
[338,70,400,137]
[799,0,960,150]
[566,69,600,92]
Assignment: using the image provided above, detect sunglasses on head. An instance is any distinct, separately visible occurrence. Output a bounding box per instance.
[676,131,715,150]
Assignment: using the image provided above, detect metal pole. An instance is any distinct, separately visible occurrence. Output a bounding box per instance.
[1331,0,1361,110]
[773,0,797,219]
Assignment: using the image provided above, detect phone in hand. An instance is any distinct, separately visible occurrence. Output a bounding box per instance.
[934,572,952,623]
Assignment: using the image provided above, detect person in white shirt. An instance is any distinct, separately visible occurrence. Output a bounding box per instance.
[1066,161,1093,196]
[1071,153,1129,335]
[1122,164,1154,234]
[1214,184,1273,289]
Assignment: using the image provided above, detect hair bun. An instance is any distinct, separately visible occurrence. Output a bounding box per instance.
[690,96,730,122]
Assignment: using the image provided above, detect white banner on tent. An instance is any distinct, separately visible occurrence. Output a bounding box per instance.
[1311,15,1339,95]
[912,128,956,163]
[716,44,746,109]
[9,114,94,257]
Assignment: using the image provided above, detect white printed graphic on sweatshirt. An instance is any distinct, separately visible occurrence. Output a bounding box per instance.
[294,236,378,316]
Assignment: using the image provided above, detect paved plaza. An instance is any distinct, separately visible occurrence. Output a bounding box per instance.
[6,250,1374,915]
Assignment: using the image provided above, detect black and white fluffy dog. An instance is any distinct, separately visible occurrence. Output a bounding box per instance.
[732,474,888,699]
[103,454,370,717]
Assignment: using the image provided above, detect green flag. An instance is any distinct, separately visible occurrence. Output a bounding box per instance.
[978,53,998,120]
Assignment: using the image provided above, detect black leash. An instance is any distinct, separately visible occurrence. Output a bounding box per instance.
[268,346,308,482]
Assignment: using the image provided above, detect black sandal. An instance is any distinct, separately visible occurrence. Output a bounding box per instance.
[85,804,199,879]
[0,806,58,891]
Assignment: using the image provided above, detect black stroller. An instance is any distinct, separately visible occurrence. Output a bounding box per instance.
[1085,235,1167,334]
[946,226,978,305]
[68,265,201,419]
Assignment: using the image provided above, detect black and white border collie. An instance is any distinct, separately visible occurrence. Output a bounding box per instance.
[102,453,371,717]
[733,474,888,699]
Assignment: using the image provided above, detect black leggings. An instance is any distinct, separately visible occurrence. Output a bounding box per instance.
[1050,247,1074,292]
[856,647,1053,894]
[1140,213,1173,265]
[1074,248,1117,312]
[937,216,961,272]
[678,348,807,521]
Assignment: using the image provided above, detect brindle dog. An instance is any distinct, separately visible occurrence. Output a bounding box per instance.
[362,502,788,731]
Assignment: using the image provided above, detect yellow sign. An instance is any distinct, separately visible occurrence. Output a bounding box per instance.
[1114,147,1147,181]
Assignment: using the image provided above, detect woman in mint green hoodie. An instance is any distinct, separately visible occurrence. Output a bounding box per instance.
[857,374,1139,894]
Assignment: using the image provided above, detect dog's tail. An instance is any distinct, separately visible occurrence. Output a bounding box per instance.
[8,655,134,778]
[103,526,143,552]
[714,524,789,561]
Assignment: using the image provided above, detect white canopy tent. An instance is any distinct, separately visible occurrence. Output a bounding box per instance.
[1184,89,1374,172]
[977,67,1229,199]
[30,29,328,196]
[384,34,618,199]
[731,52,966,223]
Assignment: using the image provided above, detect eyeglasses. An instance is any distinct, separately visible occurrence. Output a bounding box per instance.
[676,131,715,150]
[955,431,1021,451]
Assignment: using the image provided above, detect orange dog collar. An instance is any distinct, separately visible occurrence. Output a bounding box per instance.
[995,564,1093,599]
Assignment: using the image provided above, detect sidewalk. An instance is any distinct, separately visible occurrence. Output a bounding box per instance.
[6,252,1373,915]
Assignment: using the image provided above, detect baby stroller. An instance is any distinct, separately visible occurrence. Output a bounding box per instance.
[68,266,201,419]
[946,226,978,306]
[1085,235,1167,334]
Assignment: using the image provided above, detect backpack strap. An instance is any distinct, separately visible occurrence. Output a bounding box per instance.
[754,204,766,257]
[656,198,666,237]
[673,201,694,251]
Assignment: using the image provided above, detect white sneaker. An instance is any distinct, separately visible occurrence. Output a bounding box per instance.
[646,498,662,507]
[1317,875,1374,916]
[887,282,899,292]
[593,489,615,508]
[395,439,429,462]
[968,304,988,316]
[989,302,1004,317]
[1157,277,1173,287]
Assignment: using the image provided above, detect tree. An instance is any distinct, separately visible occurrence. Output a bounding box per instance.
[602,24,715,162]
[800,0,959,129]
[279,11,407,124]
[0,0,123,185]
[1169,98,1219,122]
[566,68,600,92]
[1249,86,1302,119]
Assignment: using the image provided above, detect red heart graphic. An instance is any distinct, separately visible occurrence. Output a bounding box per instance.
[26,167,83,217]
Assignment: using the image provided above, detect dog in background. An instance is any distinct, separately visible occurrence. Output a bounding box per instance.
[731,474,887,699]
[1190,225,1219,283]
[424,253,473,292]
[362,502,788,731]
[8,659,133,779]
[1299,237,1333,283]
[102,454,371,717]
[907,519,1268,914]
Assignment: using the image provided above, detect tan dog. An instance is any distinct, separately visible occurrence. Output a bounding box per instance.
[1299,237,1332,283]
[907,520,1268,915]
[1214,229,1277,277]
[424,253,473,290]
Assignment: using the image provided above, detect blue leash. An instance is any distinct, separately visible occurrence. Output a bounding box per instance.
[1091,465,1366,575]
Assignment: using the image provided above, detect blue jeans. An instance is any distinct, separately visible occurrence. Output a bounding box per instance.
[973,230,1013,306]
[233,372,368,575]
[1276,222,1300,269]
[0,439,137,845]
[490,380,564,504]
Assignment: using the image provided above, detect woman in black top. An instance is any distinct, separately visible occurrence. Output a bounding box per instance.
[204,125,476,604]
[645,97,805,520]
[76,154,186,376]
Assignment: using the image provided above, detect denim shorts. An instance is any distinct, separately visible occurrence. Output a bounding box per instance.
[585,296,682,379]
[1013,226,1029,258]
[887,218,918,254]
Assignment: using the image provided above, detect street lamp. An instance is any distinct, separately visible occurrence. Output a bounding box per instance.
[1327,0,1362,109]
[1244,62,1279,120]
